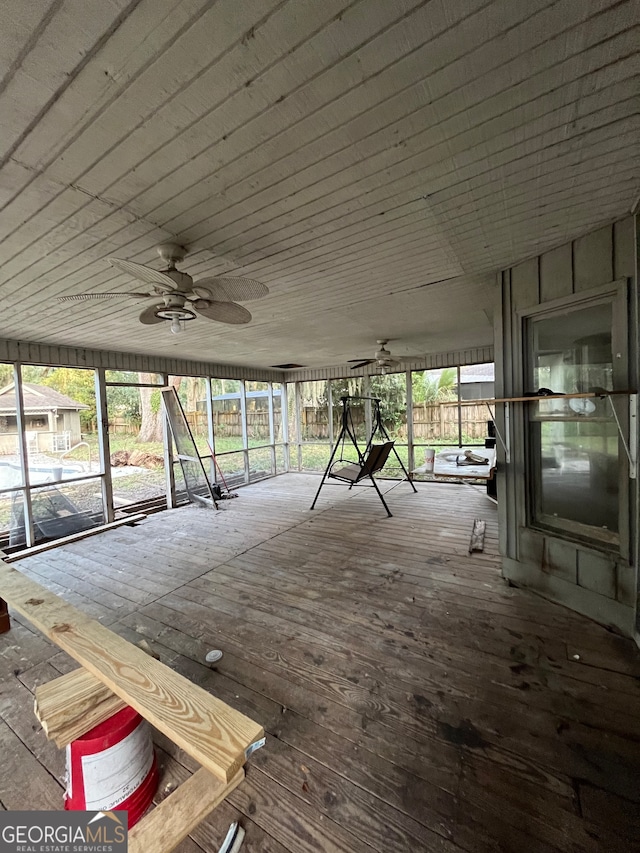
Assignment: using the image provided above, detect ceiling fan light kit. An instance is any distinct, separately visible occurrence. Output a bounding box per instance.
[58,243,269,334]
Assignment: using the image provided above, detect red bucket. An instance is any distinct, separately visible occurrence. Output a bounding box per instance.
[65,705,158,827]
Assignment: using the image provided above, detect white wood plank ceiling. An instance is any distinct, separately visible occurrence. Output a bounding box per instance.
[0,0,637,370]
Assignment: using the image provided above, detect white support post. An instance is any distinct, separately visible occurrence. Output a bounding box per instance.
[240,381,249,484]
[294,382,302,471]
[162,375,176,508]
[268,383,276,476]
[456,365,463,447]
[406,368,414,473]
[95,369,114,523]
[327,382,334,448]
[363,375,372,441]
[14,364,35,548]
[205,379,215,485]
[280,383,290,472]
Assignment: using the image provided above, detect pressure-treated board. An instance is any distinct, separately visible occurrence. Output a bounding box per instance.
[35,668,124,747]
[36,640,163,746]
[469,519,486,554]
[128,768,244,853]
[0,564,263,782]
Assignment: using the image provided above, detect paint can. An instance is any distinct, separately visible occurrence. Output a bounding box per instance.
[65,705,158,827]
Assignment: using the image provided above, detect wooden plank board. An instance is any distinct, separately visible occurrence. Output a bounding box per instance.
[128,768,244,853]
[35,668,125,747]
[152,746,290,853]
[0,564,263,782]
[457,389,636,406]
[469,519,486,553]
[35,641,161,746]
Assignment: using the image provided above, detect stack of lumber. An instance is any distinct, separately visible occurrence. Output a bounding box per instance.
[0,563,264,853]
[35,667,123,747]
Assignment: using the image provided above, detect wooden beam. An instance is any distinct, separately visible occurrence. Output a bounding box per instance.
[469,519,486,553]
[0,565,264,782]
[128,768,244,853]
[2,514,148,563]
[460,389,637,406]
[35,668,124,747]
[35,641,162,746]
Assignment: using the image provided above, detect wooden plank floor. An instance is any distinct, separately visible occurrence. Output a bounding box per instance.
[2,474,640,852]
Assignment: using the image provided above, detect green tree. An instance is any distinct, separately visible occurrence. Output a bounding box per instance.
[138,374,181,443]
[412,368,457,404]
[369,373,407,438]
[0,364,14,388]
[106,372,141,424]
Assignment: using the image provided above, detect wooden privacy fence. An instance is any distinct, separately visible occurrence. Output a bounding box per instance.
[300,403,490,441]
[109,417,140,435]
[413,402,490,441]
[190,410,283,440]
[110,404,489,442]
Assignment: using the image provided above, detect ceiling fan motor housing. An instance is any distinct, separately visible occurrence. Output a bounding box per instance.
[161,269,193,291]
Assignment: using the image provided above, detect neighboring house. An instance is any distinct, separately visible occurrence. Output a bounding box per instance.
[0,383,89,454]
[458,363,495,400]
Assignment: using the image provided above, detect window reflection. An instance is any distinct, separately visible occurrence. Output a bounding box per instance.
[528,303,618,537]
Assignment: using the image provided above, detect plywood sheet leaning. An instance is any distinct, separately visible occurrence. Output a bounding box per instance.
[0,564,263,782]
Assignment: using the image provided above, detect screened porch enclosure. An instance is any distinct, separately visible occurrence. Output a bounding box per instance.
[0,356,493,552]
[287,364,495,475]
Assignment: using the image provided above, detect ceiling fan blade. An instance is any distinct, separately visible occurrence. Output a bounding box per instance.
[138,304,165,325]
[193,277,268,302]
[58,292,151,302]
[195,301,252,324]
[108,258,176,291]
[350,360,374,369]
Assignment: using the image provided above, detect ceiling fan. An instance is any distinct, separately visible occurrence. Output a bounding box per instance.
[348,340,423,373]
[58,243,269,334]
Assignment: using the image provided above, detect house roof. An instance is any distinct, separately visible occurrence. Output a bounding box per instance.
[0,383,90,414]
[459,364,495,384]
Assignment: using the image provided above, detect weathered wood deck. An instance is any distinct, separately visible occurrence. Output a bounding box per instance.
[1,474,639,852]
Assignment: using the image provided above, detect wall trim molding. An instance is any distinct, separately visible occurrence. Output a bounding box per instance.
[0,338,283,382]
[282,346,494,383]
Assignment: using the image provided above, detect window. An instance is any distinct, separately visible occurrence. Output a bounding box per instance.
[525,295,625,545]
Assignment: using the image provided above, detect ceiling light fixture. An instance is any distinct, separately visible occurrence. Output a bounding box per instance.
[153,305,197,335]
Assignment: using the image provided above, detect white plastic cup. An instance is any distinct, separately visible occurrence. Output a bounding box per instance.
[424,448,435,472]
